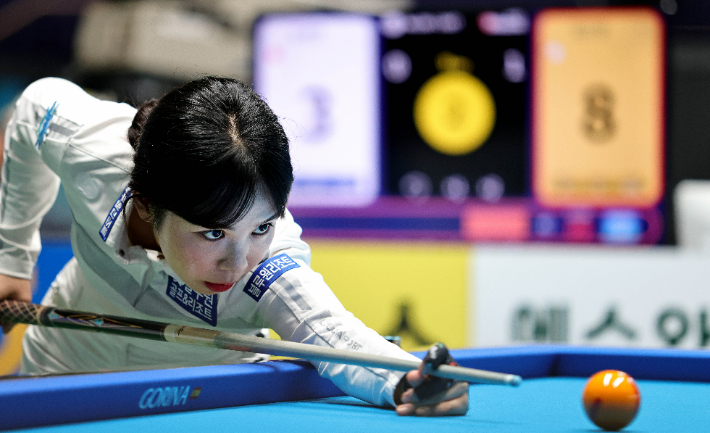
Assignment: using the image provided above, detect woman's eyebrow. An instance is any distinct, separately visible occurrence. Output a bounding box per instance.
[261,213,278,224]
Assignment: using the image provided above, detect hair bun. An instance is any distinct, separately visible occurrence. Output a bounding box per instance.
[127,99,159,150]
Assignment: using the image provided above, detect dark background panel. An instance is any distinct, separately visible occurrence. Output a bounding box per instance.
[383,16,529,198]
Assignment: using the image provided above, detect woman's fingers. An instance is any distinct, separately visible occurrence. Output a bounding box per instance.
[412,392,469,417]
[397,381,469,416]
[0,275,32,334]
[401,380,469,405]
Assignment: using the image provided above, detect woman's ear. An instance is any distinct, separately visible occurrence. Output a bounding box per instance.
[134,197,153,222]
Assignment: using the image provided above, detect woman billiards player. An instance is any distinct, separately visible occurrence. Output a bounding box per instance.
[0,76,468,416]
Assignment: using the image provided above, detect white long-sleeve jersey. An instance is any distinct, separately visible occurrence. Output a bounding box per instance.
[1,77,419,407]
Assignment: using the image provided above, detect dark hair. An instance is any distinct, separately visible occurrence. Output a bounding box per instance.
[127,76,292,229]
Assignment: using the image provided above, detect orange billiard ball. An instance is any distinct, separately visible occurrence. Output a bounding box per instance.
[582,370,641,431]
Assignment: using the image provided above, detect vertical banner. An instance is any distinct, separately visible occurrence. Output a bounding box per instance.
[531,7,665,208]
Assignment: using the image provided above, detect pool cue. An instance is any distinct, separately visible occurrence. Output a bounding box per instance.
[0,300,522,386]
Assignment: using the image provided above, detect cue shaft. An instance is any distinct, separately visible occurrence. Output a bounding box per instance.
[0,300,522,386]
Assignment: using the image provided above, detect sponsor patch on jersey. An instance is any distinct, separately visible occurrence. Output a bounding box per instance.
[33,103,80,148]
[35,101,58,149]
[166,276,218,326]
[99,187,132,241]
[244,253,300,302]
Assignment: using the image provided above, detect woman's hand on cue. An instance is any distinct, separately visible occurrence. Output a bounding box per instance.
[393,343,469,416]
[0,274,32,333]
[395,368,469,416]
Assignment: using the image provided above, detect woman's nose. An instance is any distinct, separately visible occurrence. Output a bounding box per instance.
[218,241,249,273]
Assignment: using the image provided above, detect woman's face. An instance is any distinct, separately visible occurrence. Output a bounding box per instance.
[154,192,277,296]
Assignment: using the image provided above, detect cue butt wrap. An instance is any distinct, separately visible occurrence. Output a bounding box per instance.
[0,300,45,326]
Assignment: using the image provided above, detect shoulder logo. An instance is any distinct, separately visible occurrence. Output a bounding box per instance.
[35,101,58,149]
[100,187,131,241]
[244,253,300,302]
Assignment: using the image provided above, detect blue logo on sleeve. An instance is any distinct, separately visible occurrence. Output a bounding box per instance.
[35,101,58,149]
[100,187,132,241]
[166,276,218,326]
[244,253,300,302]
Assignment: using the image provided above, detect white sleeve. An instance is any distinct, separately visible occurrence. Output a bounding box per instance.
[257,264,421,407]
[268,209,311,265]
[0,78,70,279]
[259,210,419,406]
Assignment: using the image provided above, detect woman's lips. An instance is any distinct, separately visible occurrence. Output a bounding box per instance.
[204,282,235,293]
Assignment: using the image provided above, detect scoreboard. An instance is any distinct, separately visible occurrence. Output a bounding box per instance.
[252,7,666,245]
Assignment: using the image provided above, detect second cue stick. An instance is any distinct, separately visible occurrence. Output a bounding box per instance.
[0,300,522,386]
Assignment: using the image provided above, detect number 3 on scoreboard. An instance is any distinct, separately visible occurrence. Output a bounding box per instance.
[531,7,665,208]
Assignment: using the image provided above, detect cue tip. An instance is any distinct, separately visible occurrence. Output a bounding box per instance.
[507,374,523,387]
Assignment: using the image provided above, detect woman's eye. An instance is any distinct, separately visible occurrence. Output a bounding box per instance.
[203,230,224,240]
[253,223,272,236]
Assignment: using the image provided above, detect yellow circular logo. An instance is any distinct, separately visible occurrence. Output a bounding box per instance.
[413,70,496,156]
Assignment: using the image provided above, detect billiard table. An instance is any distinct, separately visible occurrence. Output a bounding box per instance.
[2,345,709,432]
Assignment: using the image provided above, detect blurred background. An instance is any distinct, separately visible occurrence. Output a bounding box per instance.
[1,0,710,373]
